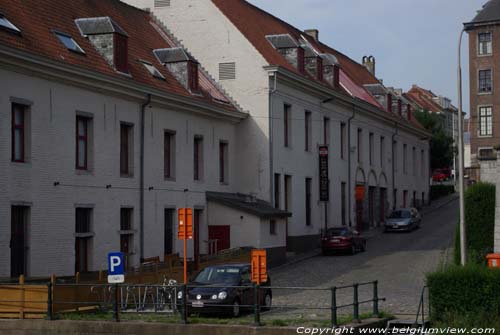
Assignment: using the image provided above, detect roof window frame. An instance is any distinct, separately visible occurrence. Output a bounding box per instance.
[52,30,85,55]
[139,59,166,80]
[0,13,21,35]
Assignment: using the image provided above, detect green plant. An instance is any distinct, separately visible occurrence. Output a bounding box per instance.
[454,182,495,265]
[427,264,500,325]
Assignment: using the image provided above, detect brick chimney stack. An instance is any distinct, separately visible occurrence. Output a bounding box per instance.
[362,55,375,76]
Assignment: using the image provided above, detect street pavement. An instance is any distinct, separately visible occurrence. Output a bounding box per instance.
[267,196,458,320]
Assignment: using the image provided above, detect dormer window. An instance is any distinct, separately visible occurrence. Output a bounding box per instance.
[0,14,20,34]
[387,94,393,113]
[75,17,129,74]
[140,60,165,80]
[266,34,305,73]
[54,31,85,54]
[153,48,200,93]
[321,54,340,88]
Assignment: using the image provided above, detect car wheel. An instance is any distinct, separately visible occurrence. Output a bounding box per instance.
[231,299,241,318]
[262,292,272,311]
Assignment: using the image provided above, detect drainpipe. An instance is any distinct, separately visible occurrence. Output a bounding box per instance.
[391,122,398,210]
[269,73,278,203]
[140,94,151,262]
[347,104,356,227]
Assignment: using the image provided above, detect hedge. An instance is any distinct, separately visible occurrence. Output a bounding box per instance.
[454,182,495,265]
[430,185,455,201]
[427,264,500,326]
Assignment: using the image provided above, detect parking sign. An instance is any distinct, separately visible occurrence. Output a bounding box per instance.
[107,252,125,284]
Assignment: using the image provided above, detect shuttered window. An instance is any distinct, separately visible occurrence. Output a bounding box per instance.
[154,0,171,7]
[219,62,236,80]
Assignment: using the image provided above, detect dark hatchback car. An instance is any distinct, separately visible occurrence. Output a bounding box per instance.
[179,264,272,317]
[321,227,366,255]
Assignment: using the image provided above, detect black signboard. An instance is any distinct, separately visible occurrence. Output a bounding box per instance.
[319,146,329,201]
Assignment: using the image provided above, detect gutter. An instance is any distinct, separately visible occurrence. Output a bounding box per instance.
[269,72,278,203]
[347,105,356,227]
[391,122,398,210]
[140,94,152,262]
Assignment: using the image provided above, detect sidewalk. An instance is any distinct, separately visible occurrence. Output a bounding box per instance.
[275,193,459,270]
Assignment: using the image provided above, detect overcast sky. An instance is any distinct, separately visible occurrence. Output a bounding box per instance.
[247,0,487,115]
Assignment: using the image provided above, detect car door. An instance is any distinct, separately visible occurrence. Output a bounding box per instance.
[239,266,253,307]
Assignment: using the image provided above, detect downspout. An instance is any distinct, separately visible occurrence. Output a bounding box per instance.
[269,72,278,203]
[347,104,356,227]
[140,94,151,262]
[391,122,398,210]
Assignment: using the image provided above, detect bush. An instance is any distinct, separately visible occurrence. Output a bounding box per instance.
[454,182,495,265]
[430,185,455,201]
[427,264,500,326]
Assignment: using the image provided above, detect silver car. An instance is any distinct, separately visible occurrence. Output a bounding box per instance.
[385,208,422,232]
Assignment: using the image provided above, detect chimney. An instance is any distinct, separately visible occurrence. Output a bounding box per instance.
[154,48,200,92]
[362,55,375,76]
[304,29,319,41]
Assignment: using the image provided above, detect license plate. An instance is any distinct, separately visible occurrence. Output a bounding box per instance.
[192,301,204,308]
[332,239,340,243]
[393,225,399,229]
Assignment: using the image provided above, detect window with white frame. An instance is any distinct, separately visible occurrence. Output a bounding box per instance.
[478,32,492,55]
[479,106,493,136]
[479,69,492,93]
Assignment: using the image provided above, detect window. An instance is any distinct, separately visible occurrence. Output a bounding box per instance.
[219,141,228,183]
[340,123,346,159]
[369,132,374,166]
[0,14,20,34]
[393,189,397,209]
[120,208,133,270]
[403,144,407,174]
[341,182,346,226]
[54,31,85,54]
[164,209,175,255]
[403,190,408,208]
[193,136,203,181]
[421,150,425,176]
[393,140,398,172]
[284,104,291,147]
[164,131,175,179]
[274,173,280,209]
[305,178,312,226]
[114,34,128,73]
[188,61,199,92]
[76,116,90,170]
[323,117,330,145]
[380,137,385,170]
[75,208,93,273]
[10,206,29,277]
[141,60,165,80]
[305,111,312,151]
[284,175,292,212]
[11,103,27,162]
[478,32,492,55]
[412,147,416,176]
[269,220,277,235]
[357,128,362,163]
[120,123,133,176]
[479,106,493,136]
[479,69,492,93]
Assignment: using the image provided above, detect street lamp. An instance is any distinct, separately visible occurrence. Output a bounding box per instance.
[457,29,467,265]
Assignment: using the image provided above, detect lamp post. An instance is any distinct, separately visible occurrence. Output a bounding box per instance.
[457,29,467,265]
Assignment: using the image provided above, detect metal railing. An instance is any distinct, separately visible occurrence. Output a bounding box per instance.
[414,286,428,329]
[1,280,385,327]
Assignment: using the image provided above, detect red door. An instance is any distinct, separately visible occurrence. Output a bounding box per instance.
[208,226,230,253]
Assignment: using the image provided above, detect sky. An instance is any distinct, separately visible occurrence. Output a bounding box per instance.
[247,0,487,115]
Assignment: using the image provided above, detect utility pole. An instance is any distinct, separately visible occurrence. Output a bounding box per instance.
[457,29,467,265]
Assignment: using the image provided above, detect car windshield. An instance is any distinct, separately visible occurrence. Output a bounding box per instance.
[389,210,411,219]
[326,228,350,236]
[193,267,241,284]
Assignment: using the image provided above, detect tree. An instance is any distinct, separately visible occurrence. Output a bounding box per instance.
[413,108,454,170]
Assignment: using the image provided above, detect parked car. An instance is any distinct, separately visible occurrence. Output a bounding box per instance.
[385,208,421,232]
[432,171,447,182]
[321,227,366,255]
[178,263,272,317]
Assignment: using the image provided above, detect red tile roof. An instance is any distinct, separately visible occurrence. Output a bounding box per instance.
[405,86,442,113]
[211,0,425,131]
[0,0,236,111]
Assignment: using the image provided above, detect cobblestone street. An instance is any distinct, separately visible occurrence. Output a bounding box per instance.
[266,197,458,320]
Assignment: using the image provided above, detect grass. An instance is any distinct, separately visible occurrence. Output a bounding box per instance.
[59,310,393,327]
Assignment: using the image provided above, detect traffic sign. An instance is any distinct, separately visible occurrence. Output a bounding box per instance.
[107,252,125,284]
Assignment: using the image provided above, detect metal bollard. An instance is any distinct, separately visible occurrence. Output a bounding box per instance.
[372,280,379,318]
[46,282,53,320]
[180,284,188,324]
[113,284,120,322]
[330,287,337,328]
[253,283,261,326]
[353,283,360,323]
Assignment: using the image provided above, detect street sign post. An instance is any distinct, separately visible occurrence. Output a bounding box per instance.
[108,252,125,284]
[178,208,193,284]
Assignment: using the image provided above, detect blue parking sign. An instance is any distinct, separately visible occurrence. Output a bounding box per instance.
[107,252,125,283]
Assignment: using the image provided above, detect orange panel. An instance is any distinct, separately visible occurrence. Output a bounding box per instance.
[177,208,193,240]
[251,249,267,284]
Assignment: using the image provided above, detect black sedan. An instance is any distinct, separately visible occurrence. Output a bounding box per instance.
[178,263,272,317]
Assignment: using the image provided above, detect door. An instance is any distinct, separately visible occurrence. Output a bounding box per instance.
[379,188,386,224]
[208,225,230,252]
[355,185,365,231]
[368,187,375,227]
[164,209,174,255]
[10,206,28,278]
[194,210,202,269]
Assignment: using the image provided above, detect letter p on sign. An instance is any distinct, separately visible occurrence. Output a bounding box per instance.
[107,252,125,284]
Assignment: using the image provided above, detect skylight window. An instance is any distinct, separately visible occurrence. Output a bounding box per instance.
[0,14,21,34]
[141,60,165,80]
[54,31,85,54]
